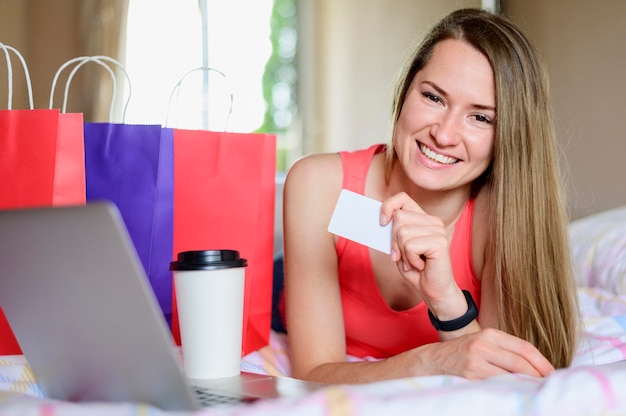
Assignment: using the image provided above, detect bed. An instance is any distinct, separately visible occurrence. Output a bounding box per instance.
[1,205,626,415]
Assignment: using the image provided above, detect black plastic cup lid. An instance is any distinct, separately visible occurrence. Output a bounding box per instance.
[170,250,247,271]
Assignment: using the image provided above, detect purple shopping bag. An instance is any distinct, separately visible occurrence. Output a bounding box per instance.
[84,123,174,326]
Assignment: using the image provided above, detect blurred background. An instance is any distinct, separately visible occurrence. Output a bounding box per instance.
[0,0,624,220]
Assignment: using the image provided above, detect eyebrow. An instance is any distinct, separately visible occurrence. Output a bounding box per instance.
[423,81,496,112]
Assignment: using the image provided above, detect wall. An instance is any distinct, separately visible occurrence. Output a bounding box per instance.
[0,0,81,110]
[505,0,626,219]
[0,0,126,120]
[298,0,481,155]
[300,0,626,219]
[5,0,620,220]
[0,1,28,109]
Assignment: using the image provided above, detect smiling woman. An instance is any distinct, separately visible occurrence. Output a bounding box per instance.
[281,8,579,384]
[392,39,495,191]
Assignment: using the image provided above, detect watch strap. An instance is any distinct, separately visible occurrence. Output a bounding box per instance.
[428,290,478,332]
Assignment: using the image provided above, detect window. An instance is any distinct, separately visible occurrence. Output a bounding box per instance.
[124,0,297,170]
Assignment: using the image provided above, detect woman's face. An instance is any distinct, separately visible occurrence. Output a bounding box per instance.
[393,39,495,194]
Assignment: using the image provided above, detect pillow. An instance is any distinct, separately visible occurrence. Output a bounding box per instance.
[569,205,626,294]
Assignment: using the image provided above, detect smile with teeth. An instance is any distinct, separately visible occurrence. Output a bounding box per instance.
[419,143,458,165]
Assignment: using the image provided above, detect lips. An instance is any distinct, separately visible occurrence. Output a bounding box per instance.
[419,142,458,165]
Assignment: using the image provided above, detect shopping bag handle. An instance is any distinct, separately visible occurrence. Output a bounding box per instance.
[49,56,132,122]
[165,66,233,131]
[0,42,34,110]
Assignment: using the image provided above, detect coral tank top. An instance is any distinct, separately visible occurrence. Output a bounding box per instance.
[337,144,481,358]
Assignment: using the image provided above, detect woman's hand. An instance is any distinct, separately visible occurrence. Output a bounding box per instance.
[407,328,555,379]
[299,327,555,383]
[380,192,460,313]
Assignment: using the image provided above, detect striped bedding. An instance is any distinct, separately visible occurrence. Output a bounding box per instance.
[2,206,625,415]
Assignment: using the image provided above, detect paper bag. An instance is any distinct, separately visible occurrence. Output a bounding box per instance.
[0,44,85,355]
[84,124,175,324]
[171,130,276,355]
[60,56,175,325]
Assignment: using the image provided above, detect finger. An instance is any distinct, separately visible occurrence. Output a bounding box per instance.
[461,360,512,380]
[389,210,438,264]
[486,349,545,378]
[382,194,413,261]
[505,342,554,377]
[484,330,555,377]
[379,192,424,225]
[395,223,448,267]
[382,194,433,263]
[455,334,542,379]
[396,257,424,276]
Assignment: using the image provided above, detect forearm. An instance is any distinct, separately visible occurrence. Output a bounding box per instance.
[293,325,555,383]
[436,319,481,342]
[292,347,438,384]
[428,287,481,342]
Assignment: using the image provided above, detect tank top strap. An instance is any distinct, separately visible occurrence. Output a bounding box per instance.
[339,144,386,193]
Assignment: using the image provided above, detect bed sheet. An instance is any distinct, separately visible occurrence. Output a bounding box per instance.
[1,285,625,416]
[2,206,626,415]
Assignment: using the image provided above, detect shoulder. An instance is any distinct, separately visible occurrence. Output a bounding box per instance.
[287,152,343,180]
[284,152,344,225]
[285,152,343,197]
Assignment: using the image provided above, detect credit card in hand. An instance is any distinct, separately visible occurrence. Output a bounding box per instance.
[327,189,392,254]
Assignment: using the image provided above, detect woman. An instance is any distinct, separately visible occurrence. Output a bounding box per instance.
[282,8,579,383]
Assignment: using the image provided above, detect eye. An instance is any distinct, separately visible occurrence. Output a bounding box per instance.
[473,114,494,125]
[422,92,443,104]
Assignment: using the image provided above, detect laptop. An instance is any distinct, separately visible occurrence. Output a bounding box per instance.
[0,202,322,411]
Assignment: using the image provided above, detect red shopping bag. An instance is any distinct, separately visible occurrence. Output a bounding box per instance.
[171,130,276,356]
[0,106,61,356]
[0,44,85,355]
[48,57,89,206]
[0,312,20,355]
[0,108,62,208]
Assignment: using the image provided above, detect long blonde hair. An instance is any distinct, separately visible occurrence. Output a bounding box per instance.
[385,9,579,368]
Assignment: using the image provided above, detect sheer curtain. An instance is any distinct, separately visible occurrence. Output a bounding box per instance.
[122,0,203,127]
[72,1,276,133]
[122,0,272,132]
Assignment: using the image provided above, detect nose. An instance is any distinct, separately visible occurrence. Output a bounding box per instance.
[431,111,461,146]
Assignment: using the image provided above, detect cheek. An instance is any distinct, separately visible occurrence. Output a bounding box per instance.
[476,137,495,167]
[392,117,410,152]
[467,131,495,167]
[396,98,429,132]
[392,122,418,162]
[392,130,404,163]
[393,110,426,150]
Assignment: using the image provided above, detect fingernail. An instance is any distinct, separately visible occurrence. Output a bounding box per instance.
[402,261,410,271]
[379,213,387,225]
[390,249,397,261]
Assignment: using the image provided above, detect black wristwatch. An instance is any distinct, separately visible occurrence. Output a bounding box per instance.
[428,290,478,332]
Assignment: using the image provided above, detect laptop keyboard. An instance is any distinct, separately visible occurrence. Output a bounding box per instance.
[193,386,255,407]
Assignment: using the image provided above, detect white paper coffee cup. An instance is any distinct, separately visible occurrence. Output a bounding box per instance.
[171,250,247,379]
